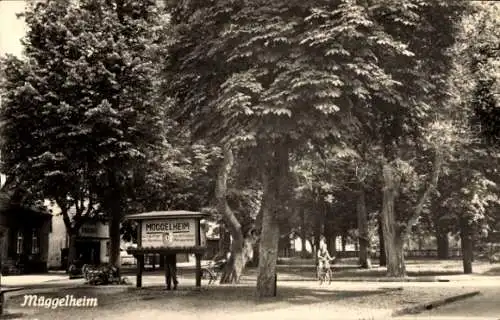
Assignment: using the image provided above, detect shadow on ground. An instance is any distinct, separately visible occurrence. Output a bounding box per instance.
[122,267,465,281]
[0,312,28,319]
[482,265,500,275]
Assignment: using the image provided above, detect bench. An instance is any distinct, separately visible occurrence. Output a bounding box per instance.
[0,287,24,315]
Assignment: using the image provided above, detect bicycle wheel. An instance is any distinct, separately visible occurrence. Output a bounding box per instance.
[326,268,332,285]
[317,268,324,285]
[202,268,215,284]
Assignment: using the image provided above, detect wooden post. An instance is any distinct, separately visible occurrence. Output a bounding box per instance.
[195,253,201,288]
[273,273,277,297]
[136,254,144,288]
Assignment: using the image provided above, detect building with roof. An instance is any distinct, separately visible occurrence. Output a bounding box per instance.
[0,193,52,274]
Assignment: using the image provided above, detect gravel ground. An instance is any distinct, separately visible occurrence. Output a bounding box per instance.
[3,280,480,320]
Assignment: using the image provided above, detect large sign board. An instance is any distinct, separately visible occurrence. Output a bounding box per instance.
[141,219,197,247]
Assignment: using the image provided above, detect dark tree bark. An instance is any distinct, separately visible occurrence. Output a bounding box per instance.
[341,233,347,252]
[59,200,88,270]
[329,230,338,257]
[381,150,442,276]
[460,218,473,274]
[256,143,289,298]
[436,228,449,260]
[378,215,386,266]
[324,221,337,257]
[220,236,256,283]
[381,163,406,277]
[219,227,231,254]
[314,206,322,265]
[256,198,280,297]
[357,188,371,268]
[67,232,78,268]
[101,171,125,278]
[300,209,308,258]
[109,214,122,276]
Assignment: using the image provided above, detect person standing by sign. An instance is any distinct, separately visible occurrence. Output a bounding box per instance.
[164,254,178,290]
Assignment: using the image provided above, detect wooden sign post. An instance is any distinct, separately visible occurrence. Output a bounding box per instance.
[125,211,208,289]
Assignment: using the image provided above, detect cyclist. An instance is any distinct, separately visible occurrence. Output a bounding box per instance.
[317,241,334,276]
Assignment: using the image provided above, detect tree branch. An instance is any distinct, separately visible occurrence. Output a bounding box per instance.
[215,144,243,244]
[57,197,74,233]
[85,192,94,217]
[405,150,444,234]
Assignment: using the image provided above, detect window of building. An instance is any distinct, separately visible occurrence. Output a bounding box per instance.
[106,241,110,257]
[16,231,23,254]
[32,229,40,254]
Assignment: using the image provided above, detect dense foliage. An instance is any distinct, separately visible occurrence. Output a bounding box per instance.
[0,0,165,265]
[1,0,495,289]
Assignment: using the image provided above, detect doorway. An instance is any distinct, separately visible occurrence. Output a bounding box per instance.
[76,240,101,265]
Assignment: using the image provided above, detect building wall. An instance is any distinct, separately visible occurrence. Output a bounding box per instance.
[46,201,68,268]
[0,207,52,273]
[100,239,109,264]
[0,216,9,262]
[47,201,115,267]
[48,211,67,268]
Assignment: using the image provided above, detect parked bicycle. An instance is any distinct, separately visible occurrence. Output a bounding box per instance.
[201,258,227,284]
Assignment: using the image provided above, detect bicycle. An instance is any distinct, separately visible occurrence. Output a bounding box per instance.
[201,259,226,284]
[317,260,334,285]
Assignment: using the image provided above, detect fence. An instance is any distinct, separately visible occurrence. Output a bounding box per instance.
[336,249,462,259]
[280,248,463,259]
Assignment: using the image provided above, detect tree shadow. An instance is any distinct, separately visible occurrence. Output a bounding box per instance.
[5,284,400,316]
[0,312,28,319]
[117,284,398,312]
[482,265,500,275]
[149,266,465,280]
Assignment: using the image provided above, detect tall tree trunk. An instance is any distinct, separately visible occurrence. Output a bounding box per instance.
[104,171,124,278]
[324,222,336,257]
[300,234,307,257]
[381,163,406,277]
[357,188,370,268]
[341,233,347,252]
[300,209,308,258]
[314,210,322,265]
[436,228,449,260]
[329,230,338,257]
[460,218,473,274]
[378,216,386,266]
[219,227,231,255]
[67,231,78,270]
[59,203,84,271]
[220,236,255,283]
[256,200,280,298]
[256,143,289,298]
[216,146,256,284]
[109,214,122,276]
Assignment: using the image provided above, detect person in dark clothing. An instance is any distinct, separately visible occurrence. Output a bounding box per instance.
[164,254,178,290]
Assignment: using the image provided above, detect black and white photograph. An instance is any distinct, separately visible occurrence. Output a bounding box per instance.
[0,0,499,319]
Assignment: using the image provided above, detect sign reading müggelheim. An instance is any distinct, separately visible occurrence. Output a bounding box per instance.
[21,295,98,309]
[141,218,196,247]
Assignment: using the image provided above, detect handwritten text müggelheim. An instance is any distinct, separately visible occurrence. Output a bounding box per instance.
[21,295,98,309]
